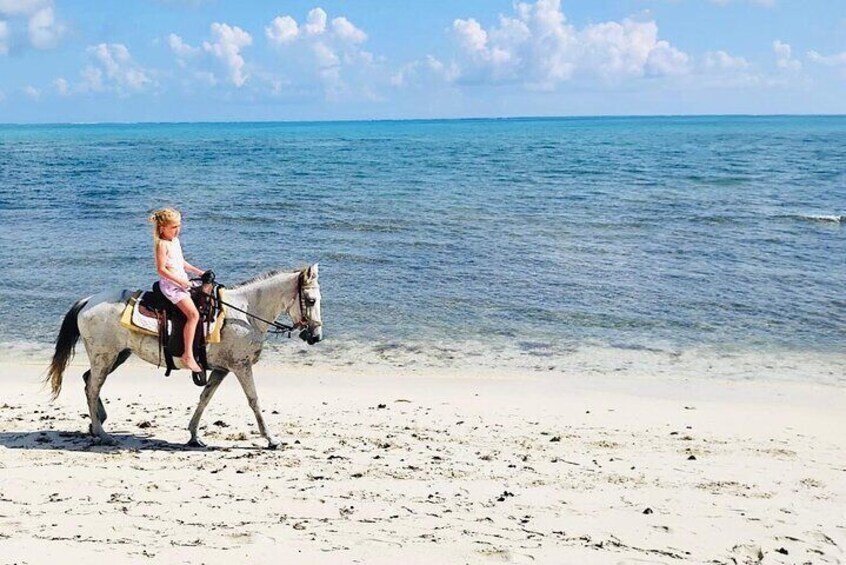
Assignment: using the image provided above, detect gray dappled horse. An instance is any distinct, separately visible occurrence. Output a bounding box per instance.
[46,265,322,448]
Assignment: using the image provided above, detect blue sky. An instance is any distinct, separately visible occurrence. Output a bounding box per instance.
[0,0,843,122]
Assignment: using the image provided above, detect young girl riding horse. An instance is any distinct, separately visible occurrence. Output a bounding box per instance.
[149,208,207,373]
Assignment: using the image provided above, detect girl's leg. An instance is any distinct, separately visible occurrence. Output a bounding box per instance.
[174,297,202,372]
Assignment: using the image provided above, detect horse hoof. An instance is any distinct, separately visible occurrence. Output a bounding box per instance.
[187,438,207,448]
[266,437,281,450]
[96,434,118,446]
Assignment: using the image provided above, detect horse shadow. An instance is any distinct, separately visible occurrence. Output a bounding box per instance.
[0,429,216,452]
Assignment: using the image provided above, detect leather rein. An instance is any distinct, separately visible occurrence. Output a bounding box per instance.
[193,271,315,338]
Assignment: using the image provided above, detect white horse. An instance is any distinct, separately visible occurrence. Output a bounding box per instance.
[46,264,322,449]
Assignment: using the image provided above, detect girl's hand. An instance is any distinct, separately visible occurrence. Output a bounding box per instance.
[179,278,192,290]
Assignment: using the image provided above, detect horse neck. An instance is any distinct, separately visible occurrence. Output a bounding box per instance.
[229,271,299,332]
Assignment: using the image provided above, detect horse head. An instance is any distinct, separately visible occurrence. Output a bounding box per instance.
[295,263,323,345]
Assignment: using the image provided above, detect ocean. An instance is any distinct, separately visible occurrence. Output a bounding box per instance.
[1,116,844,380]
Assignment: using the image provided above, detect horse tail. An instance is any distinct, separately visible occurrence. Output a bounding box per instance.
[46,298,89,400]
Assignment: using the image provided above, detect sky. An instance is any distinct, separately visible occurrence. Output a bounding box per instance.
[0,0,844,123]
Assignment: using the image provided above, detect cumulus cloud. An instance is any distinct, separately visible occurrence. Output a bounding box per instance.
[304,7,326,36]
[28,5,62,48]
[704,50,749,70]
[0,0,64,51]
[454,18,488,52]
[23,84,39,99]
[266,15,298,45]
[331,16,366,44]
[0,0,47,16]
[391,55,460,87]
[52,76,68,95]
[447,0,690,88]
[82,43,152,93]
[807,49,846,67]
[168,33,200,60]
[202,22,252,87]
[645,41,690,76]
[263,7,375,98]
[773,40,801,71]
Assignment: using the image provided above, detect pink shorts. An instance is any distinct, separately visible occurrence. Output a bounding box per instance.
[159,279,191,305]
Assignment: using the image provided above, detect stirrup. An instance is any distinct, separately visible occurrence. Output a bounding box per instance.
[192,370,208,387]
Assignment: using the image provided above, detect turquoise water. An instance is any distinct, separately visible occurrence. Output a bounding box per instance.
[1,116,844,371]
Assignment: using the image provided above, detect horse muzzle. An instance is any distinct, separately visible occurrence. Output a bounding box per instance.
[299,326,323,345]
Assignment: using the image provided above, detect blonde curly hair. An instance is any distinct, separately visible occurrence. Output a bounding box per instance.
[148,208,182,247]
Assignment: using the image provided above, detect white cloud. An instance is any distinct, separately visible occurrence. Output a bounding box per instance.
[0,0,63,51]
[0,0,48,16]
[52,76,68,95]
[83,43,152,93]
[263,8,375,99]
[304,7,326,36]
[807,49,846,67]
[391,55,460,87]
[168,33,200,59]
[313,41,339,68]
[80,65,103,91]
[331,16,366,44]
[773,39,801,71]
[266,15,298,45]
[645,41,690,76]
[28,5,63,49]
[23,84,39,99]
[447,0,690,88]
[0,20,8,55]
[704,50,749,70]
[202,22,252,87]
[453,18,488,52]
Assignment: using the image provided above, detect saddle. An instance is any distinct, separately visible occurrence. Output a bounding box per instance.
[120,271,224,386]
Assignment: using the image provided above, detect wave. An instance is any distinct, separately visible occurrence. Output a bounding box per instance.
[794,213,844,224]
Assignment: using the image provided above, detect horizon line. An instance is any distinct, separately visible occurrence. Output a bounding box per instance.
[1,112,844,127]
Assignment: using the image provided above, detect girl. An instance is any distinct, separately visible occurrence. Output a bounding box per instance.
[149,208,206,373]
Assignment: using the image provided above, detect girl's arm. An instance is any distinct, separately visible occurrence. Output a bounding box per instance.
[156,241,191,288]
[183,260,205,276]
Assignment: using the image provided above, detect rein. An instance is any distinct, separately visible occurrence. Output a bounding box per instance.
[209,287,299,336]
[193,277,303,338]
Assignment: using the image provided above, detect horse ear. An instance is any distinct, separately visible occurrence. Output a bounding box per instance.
[310,263,319,280]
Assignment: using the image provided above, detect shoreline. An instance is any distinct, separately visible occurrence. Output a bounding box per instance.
[3,340,845,387]
[1,360,844,563]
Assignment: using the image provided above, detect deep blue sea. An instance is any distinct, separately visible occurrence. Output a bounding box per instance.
[1,116,845,377]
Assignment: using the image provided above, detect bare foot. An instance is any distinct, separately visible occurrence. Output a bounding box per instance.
[182,356,202,373]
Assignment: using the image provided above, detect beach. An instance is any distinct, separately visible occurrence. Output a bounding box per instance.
[1,358,843,564]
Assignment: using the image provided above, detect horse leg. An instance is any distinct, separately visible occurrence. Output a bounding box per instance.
[82,370,107,425]
[187,369,229,448]
[83,349,132,425]
[233,365,280,449]
[85,355,117,446]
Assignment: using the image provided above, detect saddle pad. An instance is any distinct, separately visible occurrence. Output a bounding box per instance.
[119,290,227,343]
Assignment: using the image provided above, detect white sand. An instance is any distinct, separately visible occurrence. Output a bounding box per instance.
[0,358,844,564]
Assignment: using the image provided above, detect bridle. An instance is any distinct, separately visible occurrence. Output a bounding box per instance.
[294,270,323,340]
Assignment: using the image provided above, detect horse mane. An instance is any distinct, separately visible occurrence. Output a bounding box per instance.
[229,268,308,290]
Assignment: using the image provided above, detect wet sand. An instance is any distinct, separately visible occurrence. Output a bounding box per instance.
[0,360,844,564]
